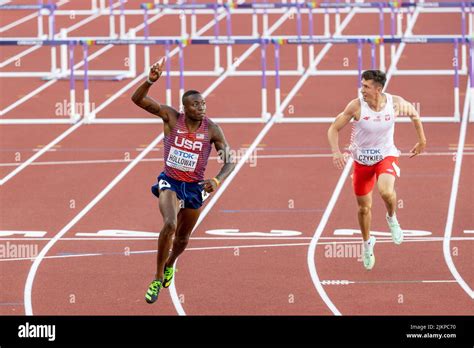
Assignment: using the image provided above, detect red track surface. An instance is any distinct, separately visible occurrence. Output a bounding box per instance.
[0,0,472,316]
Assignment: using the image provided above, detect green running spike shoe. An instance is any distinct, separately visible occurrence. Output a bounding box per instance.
[145,279,163,304]
[163,266,175,288]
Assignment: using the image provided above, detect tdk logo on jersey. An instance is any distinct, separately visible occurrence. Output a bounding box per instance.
[360,149,381,155]
[174,137,203,151]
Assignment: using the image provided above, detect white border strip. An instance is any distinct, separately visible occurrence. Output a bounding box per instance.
[443,78,474,299]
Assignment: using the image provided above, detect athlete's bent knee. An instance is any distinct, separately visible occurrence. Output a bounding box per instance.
[162,219,177,236]
[175,236,189,247]
[379,189,394,201]
[358,205,371,216]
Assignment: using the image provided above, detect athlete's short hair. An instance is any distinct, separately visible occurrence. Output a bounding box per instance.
[361,70,386,88]
[182,90,201,105]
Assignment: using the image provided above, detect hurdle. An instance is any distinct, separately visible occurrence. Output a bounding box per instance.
[0,3,59,78]
[275,37,468,123]
[0,3,56,39]
[2,2,473,124]
[0,1,129,79]
[1,36,472,124]
[71,36,472,124]
[136,1,472,80]
[0,38,81,124]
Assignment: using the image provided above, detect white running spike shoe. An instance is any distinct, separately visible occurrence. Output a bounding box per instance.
[363,236,376,270]
[386,213,403,245]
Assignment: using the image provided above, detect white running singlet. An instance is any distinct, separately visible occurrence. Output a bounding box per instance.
[349,93,400,166]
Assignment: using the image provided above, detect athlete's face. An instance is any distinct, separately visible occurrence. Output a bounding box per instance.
[360,79,382,103]
[184,94,206,121]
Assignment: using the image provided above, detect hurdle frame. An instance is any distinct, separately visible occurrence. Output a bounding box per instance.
[1,1,473,124]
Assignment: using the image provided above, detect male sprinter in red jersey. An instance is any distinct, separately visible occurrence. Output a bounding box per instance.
[328,70,426,270]
[132,58,235,303]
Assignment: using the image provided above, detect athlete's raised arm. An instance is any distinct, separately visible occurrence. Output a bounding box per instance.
[393,95,427,158]
[328,98,360,169]
[200,121,236,193]
[131,58,179,126]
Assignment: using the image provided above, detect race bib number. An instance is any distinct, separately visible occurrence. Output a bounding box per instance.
[356,148,384,165]
[166,146,199,172]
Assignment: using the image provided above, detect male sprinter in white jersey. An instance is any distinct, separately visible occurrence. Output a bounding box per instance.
[132,58,235,303]
[328,70,426,270]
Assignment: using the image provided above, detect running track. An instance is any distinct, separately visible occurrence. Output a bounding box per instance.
[0,0,472,315]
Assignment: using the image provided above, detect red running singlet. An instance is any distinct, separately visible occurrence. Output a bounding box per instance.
[163,113,212,182]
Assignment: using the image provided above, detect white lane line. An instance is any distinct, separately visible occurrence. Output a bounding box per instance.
[23,132,165,315]
[1,151,471,168]
[307,158,353,316]
[321,279,459,286]
[169,6,354,316]
[0,121,84,185]
[0,79,57,116]
[443,78,474,300]
[6,236,474,262]
[307,7,422,316]
[0,46,39,68]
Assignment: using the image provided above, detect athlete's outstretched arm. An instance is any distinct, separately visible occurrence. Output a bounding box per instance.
[393,95,427,158]
[131,58,178,122]
[201,122,236,193]
[328,98,359,169]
